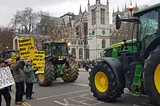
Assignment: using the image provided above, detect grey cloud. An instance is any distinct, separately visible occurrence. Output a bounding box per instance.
[0,0,159,26]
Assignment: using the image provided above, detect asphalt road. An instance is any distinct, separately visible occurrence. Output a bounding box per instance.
[2,71,152,106]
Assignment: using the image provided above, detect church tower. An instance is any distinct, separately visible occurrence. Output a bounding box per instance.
[88,0,110,60]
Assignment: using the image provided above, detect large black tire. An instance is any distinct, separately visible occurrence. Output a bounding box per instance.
[62,59,79,83]
[37,62,56,86]
[89,62,124,102]
[143,45,160,105]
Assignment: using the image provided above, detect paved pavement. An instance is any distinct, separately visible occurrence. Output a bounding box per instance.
[2,70,153,106]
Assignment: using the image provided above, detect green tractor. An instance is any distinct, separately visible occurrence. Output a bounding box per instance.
[100,39,137,58]
[37,41,79,86]
[89,3,160,105]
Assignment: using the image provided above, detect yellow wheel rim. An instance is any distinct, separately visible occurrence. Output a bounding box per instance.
[94,72,108,92]
[38,74,45,82]
[154,64,160,94]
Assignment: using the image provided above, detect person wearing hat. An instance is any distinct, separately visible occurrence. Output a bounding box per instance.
[0,58,11,106]
[12,57,25,105]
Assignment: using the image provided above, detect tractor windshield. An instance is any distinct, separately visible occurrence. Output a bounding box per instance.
[3,51,20,60]
[138,10,159,48]
[44,43,68,56]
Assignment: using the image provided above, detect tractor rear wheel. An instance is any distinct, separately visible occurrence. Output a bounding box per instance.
[62,59,79,83]
[37,62,56,86]
[89,62,123,102]
[144,45,160,105]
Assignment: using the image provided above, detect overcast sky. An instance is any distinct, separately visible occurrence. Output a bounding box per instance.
[0,0,159,27]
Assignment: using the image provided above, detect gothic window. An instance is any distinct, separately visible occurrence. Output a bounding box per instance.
[15,39,18,49]
[86,49,89,59]
[79,48,83,59]
[102,39,106,48]
[71,40,76,45]
[78,41,83,45]
[101,9,105,24]
[92,9,96,25]
[71,48,76,57]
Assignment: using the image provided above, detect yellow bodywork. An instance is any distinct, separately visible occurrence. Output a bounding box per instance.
[94,72,108,93]
[38,74,45,82]
[154,64,160,94]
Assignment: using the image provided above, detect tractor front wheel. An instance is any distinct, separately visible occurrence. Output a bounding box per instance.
[62,60,79,83]
[144,45,160,105]
[89,62,123,102]
[37,62,56,86]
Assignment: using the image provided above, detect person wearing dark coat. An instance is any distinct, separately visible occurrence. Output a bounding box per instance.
[12,57,26,105]
[0,58,11,106]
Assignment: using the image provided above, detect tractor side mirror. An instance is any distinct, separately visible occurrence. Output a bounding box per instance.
[116,15,122,30]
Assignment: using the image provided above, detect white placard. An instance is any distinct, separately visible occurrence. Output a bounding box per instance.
[0,66,15,89]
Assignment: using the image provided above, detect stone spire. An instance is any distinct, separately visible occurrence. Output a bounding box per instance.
[107,0,109,5]
[96,0,100,4]
[125,3,127,9]
[118,6,119,11]
[88,0,90,6]
[113,8,114,13]
[135,2,138,8]
[79,4,82,14]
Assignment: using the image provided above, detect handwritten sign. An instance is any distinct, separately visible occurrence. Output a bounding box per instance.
[18,37,35,60]
[32,51,45,74]
[11,54,18,69]
[0,67,15,89]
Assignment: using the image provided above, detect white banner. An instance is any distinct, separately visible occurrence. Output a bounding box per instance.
[0,66,15,89]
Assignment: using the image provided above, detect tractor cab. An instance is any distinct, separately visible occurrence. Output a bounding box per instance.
[116,3,160,59]
[43,41,69,64]
[2,49,20,60]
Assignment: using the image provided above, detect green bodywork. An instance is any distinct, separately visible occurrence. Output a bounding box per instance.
[43,41,69,78]
[101,39,137,58]
[100,3,160,96]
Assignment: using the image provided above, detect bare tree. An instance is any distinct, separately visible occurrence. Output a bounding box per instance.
[11,7,41,34]
[0,27,14,52]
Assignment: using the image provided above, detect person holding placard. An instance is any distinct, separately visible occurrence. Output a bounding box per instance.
[12,57,25,105]
[0,58,11,106]
[24,59,37,100]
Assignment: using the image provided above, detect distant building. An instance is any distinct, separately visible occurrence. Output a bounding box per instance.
[87,0,110,60]
[13,0,111,61]
[110,2,139,44]
[13,34,50,50]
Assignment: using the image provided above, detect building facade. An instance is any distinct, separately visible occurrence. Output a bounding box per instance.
[110,3,139,44]
[13,0,111,61]
[87,0,110,60]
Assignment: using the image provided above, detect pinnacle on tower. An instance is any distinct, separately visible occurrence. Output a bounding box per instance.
[135,2,138,8]
[88,0,90,6]
[118,6,119,11]
[79,4,82,14]
[96,0,100,4]
[113,8,114,13]
[125,3,127,9]
[107,0,109,4]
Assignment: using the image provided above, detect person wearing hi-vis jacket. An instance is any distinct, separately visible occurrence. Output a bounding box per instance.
[24,59,37,100]
[0,58,11,106]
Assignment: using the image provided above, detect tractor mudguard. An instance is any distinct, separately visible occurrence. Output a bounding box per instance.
[96,57,125,88]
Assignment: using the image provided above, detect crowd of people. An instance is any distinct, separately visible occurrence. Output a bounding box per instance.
[77,60,96,71]
[0,57,37,106]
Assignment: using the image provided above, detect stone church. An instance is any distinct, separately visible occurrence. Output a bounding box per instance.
[13,0,111,61]
[87,0,110,60]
